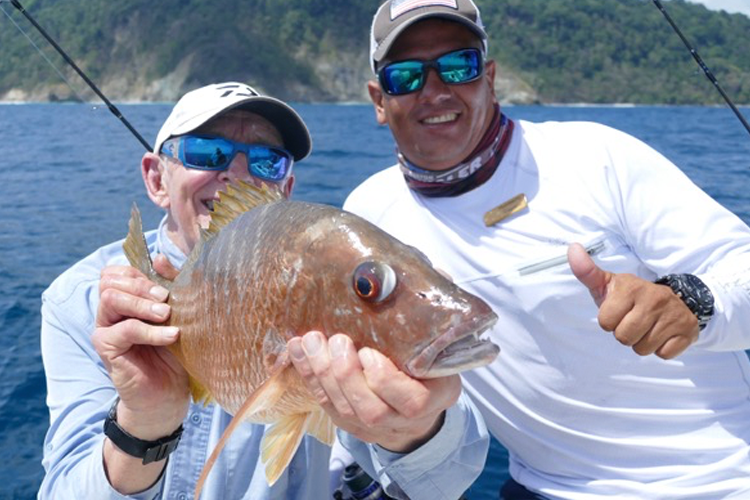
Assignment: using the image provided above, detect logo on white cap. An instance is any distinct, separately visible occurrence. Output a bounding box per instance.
[390,0,458,20]
[212,82,259,99]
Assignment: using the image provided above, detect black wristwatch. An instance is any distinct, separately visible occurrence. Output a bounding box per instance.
[654,273,715,331]
[103,397,183,464]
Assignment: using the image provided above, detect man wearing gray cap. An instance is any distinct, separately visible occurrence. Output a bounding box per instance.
[38,82,488,499]
[344,0,750,498]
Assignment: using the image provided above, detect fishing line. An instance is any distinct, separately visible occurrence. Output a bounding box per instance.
[652,0,750,138]
[1,0,153,151]
[0,3,88,103]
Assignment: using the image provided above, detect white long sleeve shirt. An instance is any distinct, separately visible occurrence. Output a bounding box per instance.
[344,119,750,499]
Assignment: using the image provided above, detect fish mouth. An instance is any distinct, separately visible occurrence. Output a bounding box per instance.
[404,312,499,379]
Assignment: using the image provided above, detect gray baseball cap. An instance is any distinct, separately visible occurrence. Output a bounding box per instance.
[369,0,488,73]
[154,82,312,162]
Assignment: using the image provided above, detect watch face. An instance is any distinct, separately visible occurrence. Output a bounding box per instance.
[657,274,714,330]
[681,274,714,310]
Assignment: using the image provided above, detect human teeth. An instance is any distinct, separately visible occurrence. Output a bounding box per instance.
[424,113,457,124]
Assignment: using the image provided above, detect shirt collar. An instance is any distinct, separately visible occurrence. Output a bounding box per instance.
[156,214,188,269]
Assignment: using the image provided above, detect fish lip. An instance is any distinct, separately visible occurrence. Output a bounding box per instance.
[404,312,499,379]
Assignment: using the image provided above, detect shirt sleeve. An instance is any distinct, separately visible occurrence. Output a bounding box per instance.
[337,391,489,500]
[595,124,750,352]
[38,273,164,500]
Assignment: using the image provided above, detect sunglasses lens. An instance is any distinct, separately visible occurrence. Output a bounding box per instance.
[380,49,483,95]
[183,136,233,169]
[439,49,482,84]
[173,136,292,181]
[381,61,425,95]
[248,146,292,181]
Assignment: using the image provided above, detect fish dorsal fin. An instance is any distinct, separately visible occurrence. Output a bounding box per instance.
[193,364,291,499]
[260,413,310,485]
[123,203,172,289]
[204,180,284,239]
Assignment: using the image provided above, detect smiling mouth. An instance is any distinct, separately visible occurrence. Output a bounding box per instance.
[422,113,458,125]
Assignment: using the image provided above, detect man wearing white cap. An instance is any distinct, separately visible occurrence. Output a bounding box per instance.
[344,0,750,498]
[38,82,488,500]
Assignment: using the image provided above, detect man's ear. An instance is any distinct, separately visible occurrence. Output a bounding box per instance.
[485,59,498,100]
[367,80,388,125]
[142,152,170,209]
[282,174,295,199]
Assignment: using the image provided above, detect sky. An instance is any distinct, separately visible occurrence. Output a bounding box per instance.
[685,0,750,17]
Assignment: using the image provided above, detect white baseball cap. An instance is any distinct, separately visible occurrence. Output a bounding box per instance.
[153,82,312,161]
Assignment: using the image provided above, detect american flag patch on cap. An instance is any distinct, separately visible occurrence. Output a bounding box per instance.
[390,0,458,20]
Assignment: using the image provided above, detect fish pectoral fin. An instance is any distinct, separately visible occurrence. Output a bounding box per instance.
[189,376,213,407]
[260,413,309,486]
[306,408,336,445]
[193,366,290,497]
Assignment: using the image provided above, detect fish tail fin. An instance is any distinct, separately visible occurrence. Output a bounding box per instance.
[123,203,173,289]
[194,365,290,498]
[260,413,310,485]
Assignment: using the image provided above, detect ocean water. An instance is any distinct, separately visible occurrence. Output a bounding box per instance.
[1,102,749,500]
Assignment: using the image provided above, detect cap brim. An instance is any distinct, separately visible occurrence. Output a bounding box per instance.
[232,98,312,162]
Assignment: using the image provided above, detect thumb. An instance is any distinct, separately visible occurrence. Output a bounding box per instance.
[568,243,611,307]
[154,254,180,281]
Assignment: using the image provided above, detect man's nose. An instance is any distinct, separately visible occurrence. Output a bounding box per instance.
[219,153,249,182]
[418,67,451,101]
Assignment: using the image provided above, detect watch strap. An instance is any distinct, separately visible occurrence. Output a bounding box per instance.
[103,397,183,464]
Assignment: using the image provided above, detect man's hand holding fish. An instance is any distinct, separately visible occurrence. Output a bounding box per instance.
[93,261,189,494]
[288,331,462,453]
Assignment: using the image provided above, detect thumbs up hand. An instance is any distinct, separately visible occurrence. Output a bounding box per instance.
[567,243,699,359]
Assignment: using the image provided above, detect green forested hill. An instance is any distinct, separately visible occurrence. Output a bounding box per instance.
[0,0,748,104]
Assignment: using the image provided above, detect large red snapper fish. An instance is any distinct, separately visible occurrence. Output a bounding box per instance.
[123,181,499,497]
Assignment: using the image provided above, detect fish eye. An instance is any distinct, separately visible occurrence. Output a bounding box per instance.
[353,262,397,303]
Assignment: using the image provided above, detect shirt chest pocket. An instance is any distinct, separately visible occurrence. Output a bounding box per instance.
[455,235,633,318]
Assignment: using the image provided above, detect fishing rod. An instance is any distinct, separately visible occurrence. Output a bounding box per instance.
[652,0,750,138]
[2,0,153,151]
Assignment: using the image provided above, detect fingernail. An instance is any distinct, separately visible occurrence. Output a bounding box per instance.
[359,348,374,369]
[288,339,305,362]
[330,336,348,359]
[151,303,170,317]
[162,327,179,341]
[302,332,322,356]
[150,286,169,301]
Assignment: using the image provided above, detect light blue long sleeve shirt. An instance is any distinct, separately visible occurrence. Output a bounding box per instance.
[38,216,489,500]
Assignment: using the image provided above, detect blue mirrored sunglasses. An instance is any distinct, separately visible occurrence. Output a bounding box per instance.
[378,48,484,96]
[160,135,294,182]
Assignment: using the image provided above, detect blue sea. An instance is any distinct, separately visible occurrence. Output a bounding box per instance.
[1,102,749,500]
